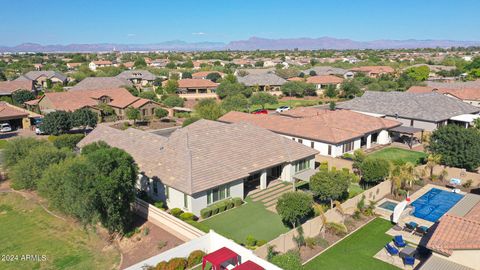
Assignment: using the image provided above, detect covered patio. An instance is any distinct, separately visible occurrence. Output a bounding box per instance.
[389,126,424,149]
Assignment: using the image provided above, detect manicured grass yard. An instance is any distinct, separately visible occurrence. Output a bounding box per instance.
[0,192,119,270]
[367,147,426,165]
[199,198,289,245]
[304,218,399,270]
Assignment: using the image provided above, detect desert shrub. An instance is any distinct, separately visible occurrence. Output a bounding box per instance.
[154,201,165,210]
[179,212,196,221]
[166,257,187,270]
[50,134,85,150]
[155,261,168,270]
[232,197,243,207]
[157,241,168,250]
[270,251,302,270]
[305,237,317,249]
[246,235,257,247]
[352,209,362,220]
[170,208,183,218]
[326,222,348,236]
[256,239,267,246]
[463,179,473,188]
[315,237,329,248]
[200,207,212,219]
[187,250,206,268]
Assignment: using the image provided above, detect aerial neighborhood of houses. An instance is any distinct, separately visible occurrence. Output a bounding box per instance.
[3,30,480,270]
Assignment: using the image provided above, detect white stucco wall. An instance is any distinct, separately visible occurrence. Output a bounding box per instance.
[189,179,244,216]
[376,130,391,144]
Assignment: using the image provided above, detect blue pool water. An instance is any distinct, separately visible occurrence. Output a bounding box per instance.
[410,188,463,222]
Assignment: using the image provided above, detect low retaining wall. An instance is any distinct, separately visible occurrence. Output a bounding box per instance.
[133,198,205,242]
[254,180,392,258]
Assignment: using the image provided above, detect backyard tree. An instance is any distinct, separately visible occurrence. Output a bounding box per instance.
[429,124,480,171]
[163,79,179,94]
[134,57,147,68]
[41,111,73,135]
[194,98,223,120]
[340,80,361,98]
[126,107,140,125]
[404,65,430,81]
[324,84,338,98]
[182,71,192,79]
[154,107,169,119]
[72,108,97,134]
[216,81,251,99]
[281,81,315,97]
[221,94,249,112]
[425,154,442,180]
[162,95,184,108]
[206,72,222,82]
[2,137,48,167]
[389,162,416,196]
[276,191,313,228]
[359,158,391,183]
[11,89,36,105]
[310,169,352,208]
[249,92,277,109]
[138,91,159,101]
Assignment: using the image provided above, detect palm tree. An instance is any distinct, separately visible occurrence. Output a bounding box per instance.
[333,200,346,224]
[389,162,416,197]
[314,203,328,238]
[425,154,442,181]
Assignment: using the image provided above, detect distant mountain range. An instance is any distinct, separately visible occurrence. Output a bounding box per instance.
[2,37,480,52]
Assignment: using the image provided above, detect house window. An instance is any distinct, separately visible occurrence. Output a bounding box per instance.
[142,109,146,116]
[184,194,188,209]
[152,180,158,195]
[343,141,354,153]
[292,138,295,141]
[310,141,314,148]
[410,119,414,126]
[151,108,155,115]
[328,145,332,156]
[165,186,169,200]
[294,159,310,173]
[298,139,303,144]
[207,184,230,205]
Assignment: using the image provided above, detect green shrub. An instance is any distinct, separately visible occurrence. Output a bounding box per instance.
[200,207,212,219]
[154,201,165,209]
[256,239,267,246]
[166,257,187,270]
[187,250,206,268]
[270,251,302,270]
[170,208,183,218]
[319,162,328,172]
[326,222,348,236]
[463,179,473,188]
[50,134,85,150]
[210,206,219,215]
[305,237,317,249]
[185,220,210,233]
[315,237,329,248]
[216,201,227,212]
[342,153,355,160]
[232,197,243,207]
[225,199,234,210]
[179,212,195,221]
[245,235,257,247]
[155,261,168,270]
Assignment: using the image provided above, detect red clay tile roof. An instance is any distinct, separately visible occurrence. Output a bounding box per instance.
[219,108,401,144]
[92,60,112,65]
[306,75,343,84]
[350,66,395,74]
[0,80,34,95]
[0,102,29,120]
[24,99,40,106]
[130,98,158,109]
[427,209,480,256]
[408,86,480,101]
[177,79,218,89]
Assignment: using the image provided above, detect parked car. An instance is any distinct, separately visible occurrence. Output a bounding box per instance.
[0,123,12,132]
[35,125,45,135]
[251,109,268,114]
[276,106,291,113]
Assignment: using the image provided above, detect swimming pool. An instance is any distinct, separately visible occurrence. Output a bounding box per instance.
[378,200,398,211]
[410,188,463,222]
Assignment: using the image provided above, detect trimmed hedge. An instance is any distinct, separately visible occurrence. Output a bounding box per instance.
[170,208,183,218]
[200,208,212,219]
[199,197,244,219]
[155,261,168,270]
[166,257,187,270]
[179,212,196,221]
[232,197,243,207]
[187,250,206,268]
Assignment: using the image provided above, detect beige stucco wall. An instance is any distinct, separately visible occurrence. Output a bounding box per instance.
[437,251,480,270]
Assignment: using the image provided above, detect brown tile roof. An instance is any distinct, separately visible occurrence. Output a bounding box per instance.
[70,77,132,91]
[78,120,317,195]
[219,108,401,144]
[306,75,343,84]
[177,79,218,89]
[0,80,34,95]
[350,66,395,74]
[191,71,225,78]
[130,98,158,109]
[0,102,29,120]
[408,86,480,101]
[92,60,112,65]
[24,99,40,106]
[427,205,480,256]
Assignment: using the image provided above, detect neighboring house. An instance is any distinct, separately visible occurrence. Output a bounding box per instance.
[77,120,317,216]
[0,102,42,130]
[69,77,132,91]
[306,75,343,90]
[303,66,354,79]
[421,194,480,270]
[403,64,456,79]
[149,59,169,68]
[66,62,82,70]
[122,62,134,69]
[0,80,36,97]
[89,60,113,71]
[219,108,400,157]
[171,79,218,95]
[427,79,480,90]
[191,71,225,80]
[350,66,395,78]
[337,91,480,131]
[116,70,157,87]
[408,86,480,107]
[36,87,161,120]
[237,73,287,91]
[15,70,67,88]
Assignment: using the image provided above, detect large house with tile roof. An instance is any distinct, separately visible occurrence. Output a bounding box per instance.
[350,66,395,78]
[219,108,401,157]
[0,80,36,97]
[77,120,317,215]
[69,77,133,91]
[15,70,67,89]
[408,85,480,107]
[237,73,287,91]
[116,70,157,87]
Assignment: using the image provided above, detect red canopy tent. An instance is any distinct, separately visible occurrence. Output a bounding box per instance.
[232,260,264,270]
[202,247,239,270]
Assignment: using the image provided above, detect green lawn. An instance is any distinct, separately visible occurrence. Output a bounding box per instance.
[199,198,289,245]
[367,147,426,165]
[0,192,119,270]
[304,218,399,270]
[250,99,320,111]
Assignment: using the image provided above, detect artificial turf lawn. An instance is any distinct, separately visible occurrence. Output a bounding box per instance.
[367,147,427,165]
[0,192,119,270]
[199,197,289,245]
[303,218,399,270]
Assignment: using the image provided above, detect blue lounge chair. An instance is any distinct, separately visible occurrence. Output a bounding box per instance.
[385,244,399,256]
[404,222,418,232]
[404,256,415,266]
[415,225,429,236]
[394,235,407,247]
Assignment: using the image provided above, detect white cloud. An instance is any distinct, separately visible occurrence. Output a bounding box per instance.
[192,32,206,36]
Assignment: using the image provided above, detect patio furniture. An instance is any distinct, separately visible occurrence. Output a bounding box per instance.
[404,255,415,266]
[404,221,418,232]
[393,235,407,247]
[399,246,416,259]
[414,225,429,236]
[202,247,239,270]
[385,243,399,256]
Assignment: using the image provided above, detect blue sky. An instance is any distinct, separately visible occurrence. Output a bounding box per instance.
[1,0,480,46]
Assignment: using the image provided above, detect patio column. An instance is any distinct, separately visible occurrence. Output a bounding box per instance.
[366,134,372,149]
[260,169,267,189]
